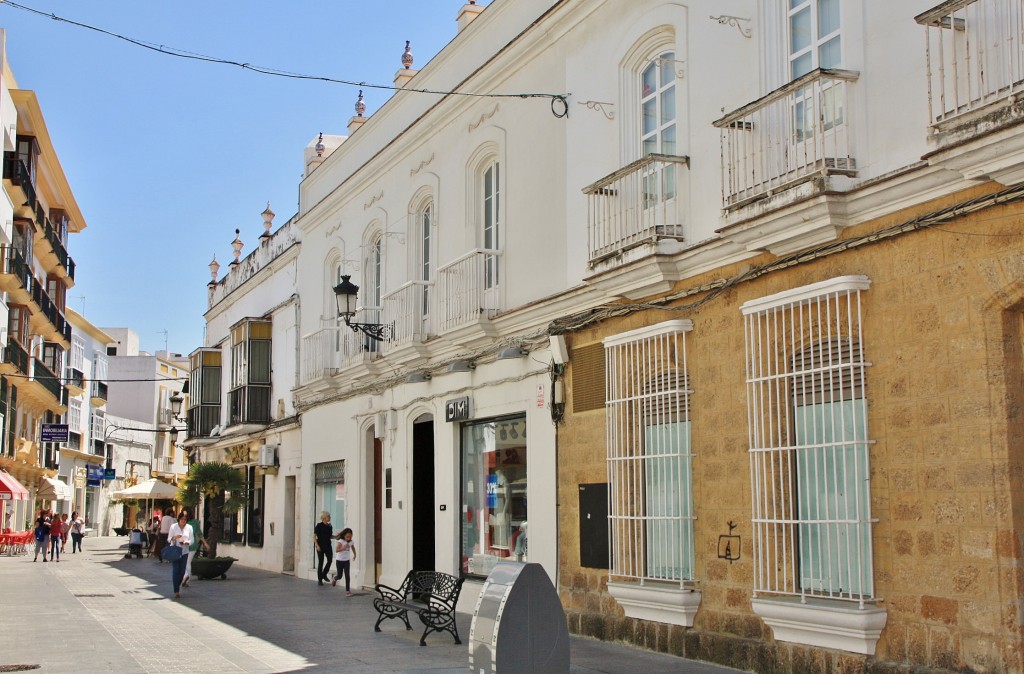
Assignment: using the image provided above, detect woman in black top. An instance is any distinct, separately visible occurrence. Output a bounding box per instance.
[313,511,339,586]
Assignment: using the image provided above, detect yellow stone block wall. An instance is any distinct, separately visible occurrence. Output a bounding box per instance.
[557,183,1024,673]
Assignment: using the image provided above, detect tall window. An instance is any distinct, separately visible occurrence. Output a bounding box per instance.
[742,275,874,602]
[67,397,82,431]
[461,416,527,578]
[788,0,841,79]
[640,52,678,206]
[605,320,694,585]
[418,201,432,319]
[482,162,500,290]
[315,459,346,531]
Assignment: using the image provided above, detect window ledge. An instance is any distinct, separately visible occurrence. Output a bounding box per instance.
[751,596,887,655]
[607,581,701,627]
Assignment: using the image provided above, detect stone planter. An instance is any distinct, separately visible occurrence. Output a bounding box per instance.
[191,556,236,580]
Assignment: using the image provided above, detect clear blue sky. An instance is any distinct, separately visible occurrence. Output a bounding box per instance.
[0,0,466,355]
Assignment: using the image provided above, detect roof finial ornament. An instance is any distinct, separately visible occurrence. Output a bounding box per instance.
[402,40,414,69]
[261,202,275,238]
[315,132,325,157]
[355,90,366,117]
[231,228,243,265]
[208,255,220,284]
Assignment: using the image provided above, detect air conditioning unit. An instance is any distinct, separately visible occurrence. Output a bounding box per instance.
[258,444,277,467]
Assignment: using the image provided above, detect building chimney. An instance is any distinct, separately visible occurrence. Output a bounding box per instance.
[457,1,484,32]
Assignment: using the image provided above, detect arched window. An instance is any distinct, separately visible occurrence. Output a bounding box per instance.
[481,160,500,291]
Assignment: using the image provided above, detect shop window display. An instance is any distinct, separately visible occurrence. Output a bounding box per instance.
[461,416,527,578]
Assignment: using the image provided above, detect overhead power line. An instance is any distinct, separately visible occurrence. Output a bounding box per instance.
[1,1,570,115]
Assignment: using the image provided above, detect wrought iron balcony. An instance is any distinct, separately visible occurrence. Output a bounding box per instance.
[301,326,342,385]
[583,153,689,264]
[65,367,85,395]
[436,249,502,333]
[187,404,220,438]
[0,244,31,301]
[89,380,108,406]
[35,214,73,280]
[2,152,36,213]
[2,338,29,377]
[32,357,63,403]
[29,281,70,345]
[917,0,1024,127]
[714,68,860,208]
[381,281,432,351]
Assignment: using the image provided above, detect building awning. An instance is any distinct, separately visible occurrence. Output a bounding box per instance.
[0,470,30,501]
[37,476,72,501]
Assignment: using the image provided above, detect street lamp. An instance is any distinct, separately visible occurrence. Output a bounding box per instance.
[333,275,392,342]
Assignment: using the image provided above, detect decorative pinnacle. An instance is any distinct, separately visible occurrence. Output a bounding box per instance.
[402,40,414,69]
[355,90,366,117]
[315,132,325,157]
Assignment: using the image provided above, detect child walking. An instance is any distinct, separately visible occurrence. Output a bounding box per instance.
[332,528,357,596]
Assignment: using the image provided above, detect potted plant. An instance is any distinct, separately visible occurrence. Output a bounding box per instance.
[177,461,245,579]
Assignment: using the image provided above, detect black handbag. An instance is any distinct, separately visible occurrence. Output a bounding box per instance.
[162,544,183,562]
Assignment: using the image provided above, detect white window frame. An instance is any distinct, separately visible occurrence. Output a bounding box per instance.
[90,411,104,446]
[788,0,842,79]
[742,275,886,655]
[93,353,108,381]
[70,336,85,371]
[604,319,700,627]
[418,200,432,319]
[67,397,82,431]
[481,161,500,292]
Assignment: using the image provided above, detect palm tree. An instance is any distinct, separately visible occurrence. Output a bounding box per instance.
[177,461,246,558]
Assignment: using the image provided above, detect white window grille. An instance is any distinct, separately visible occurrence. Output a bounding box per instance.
[605,320,695,586]
[482,162,500,291]
[70,336,85,371]
[90,412,104,443]
[94,353,108,381]
[742,275,876,605]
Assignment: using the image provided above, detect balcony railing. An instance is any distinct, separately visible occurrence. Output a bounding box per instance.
[382,281,432,350]
[583,153,689,264]
[437,249,501,333]
[714,68,860,208]
[4,339,29,376]
[3,153,36,211]
[0,244,30,297]
[90,380,108,405]
[30,281,70,344]
[301,326,342,384]
[32,357,63,402]
[229,385,271,425]
[917,0,1024,125]
[65,367,85,394]
[40,215,72,277]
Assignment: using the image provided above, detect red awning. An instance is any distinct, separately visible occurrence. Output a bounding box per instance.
[0,470,30,501]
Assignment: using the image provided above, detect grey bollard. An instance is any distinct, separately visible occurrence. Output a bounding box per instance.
[468,561,569,674]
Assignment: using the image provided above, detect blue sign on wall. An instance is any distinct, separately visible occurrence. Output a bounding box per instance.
[103,469,116,480]
[87,465,104,481]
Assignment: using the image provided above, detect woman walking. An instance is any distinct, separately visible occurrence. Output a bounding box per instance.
[48,513,63,562]
[313,512,337,586]
[166,512,193,599]
[69,512,85,553]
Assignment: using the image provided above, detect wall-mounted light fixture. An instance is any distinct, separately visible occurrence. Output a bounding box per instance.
[497,346,528,360]
[405,372,431,383]
[333,275,392,342]
[447,360,475,373]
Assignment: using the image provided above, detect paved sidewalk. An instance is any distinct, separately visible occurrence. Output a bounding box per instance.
[0,536,745,673]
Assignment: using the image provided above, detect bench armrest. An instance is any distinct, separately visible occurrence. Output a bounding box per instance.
[374,582,406,603]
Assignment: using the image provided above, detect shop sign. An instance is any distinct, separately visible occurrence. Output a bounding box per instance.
[104,469,116,480]
[87,479,101,487]
[445,396,471,423]
[486,474,498,508]
[87,465,104,481]
[41,424,69,443]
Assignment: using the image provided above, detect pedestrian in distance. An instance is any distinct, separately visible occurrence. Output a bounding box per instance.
[32,509,50,562]
[332,527,357,596]
[313,511,339,586]
[183,512,209,588]
[157,507,176,563]
[60,513,69,553]
[166,512,193,599]
[146,516,160,557]
[69,512,85,553]
[48,512,63,562]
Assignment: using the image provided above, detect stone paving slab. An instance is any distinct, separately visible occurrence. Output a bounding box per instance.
[0,536,747,673]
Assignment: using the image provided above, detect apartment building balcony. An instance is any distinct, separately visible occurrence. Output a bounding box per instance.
[65,367,85,395]
[714,68,860,211]
[228,384,271,427]
[437,249,501,345]
[0,244,32,303]
[34,213,75,283]
[28,281,71,346]
[89,380,108,407]
[583,153,689,266]
[0,339,29,378]
[301,326,342,385]
[381,281,433,360]
[18,357,66,414]
[2,152,36,218]
[918,0,1024,184]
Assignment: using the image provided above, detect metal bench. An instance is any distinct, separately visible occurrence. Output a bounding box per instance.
[373,570,465,646]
